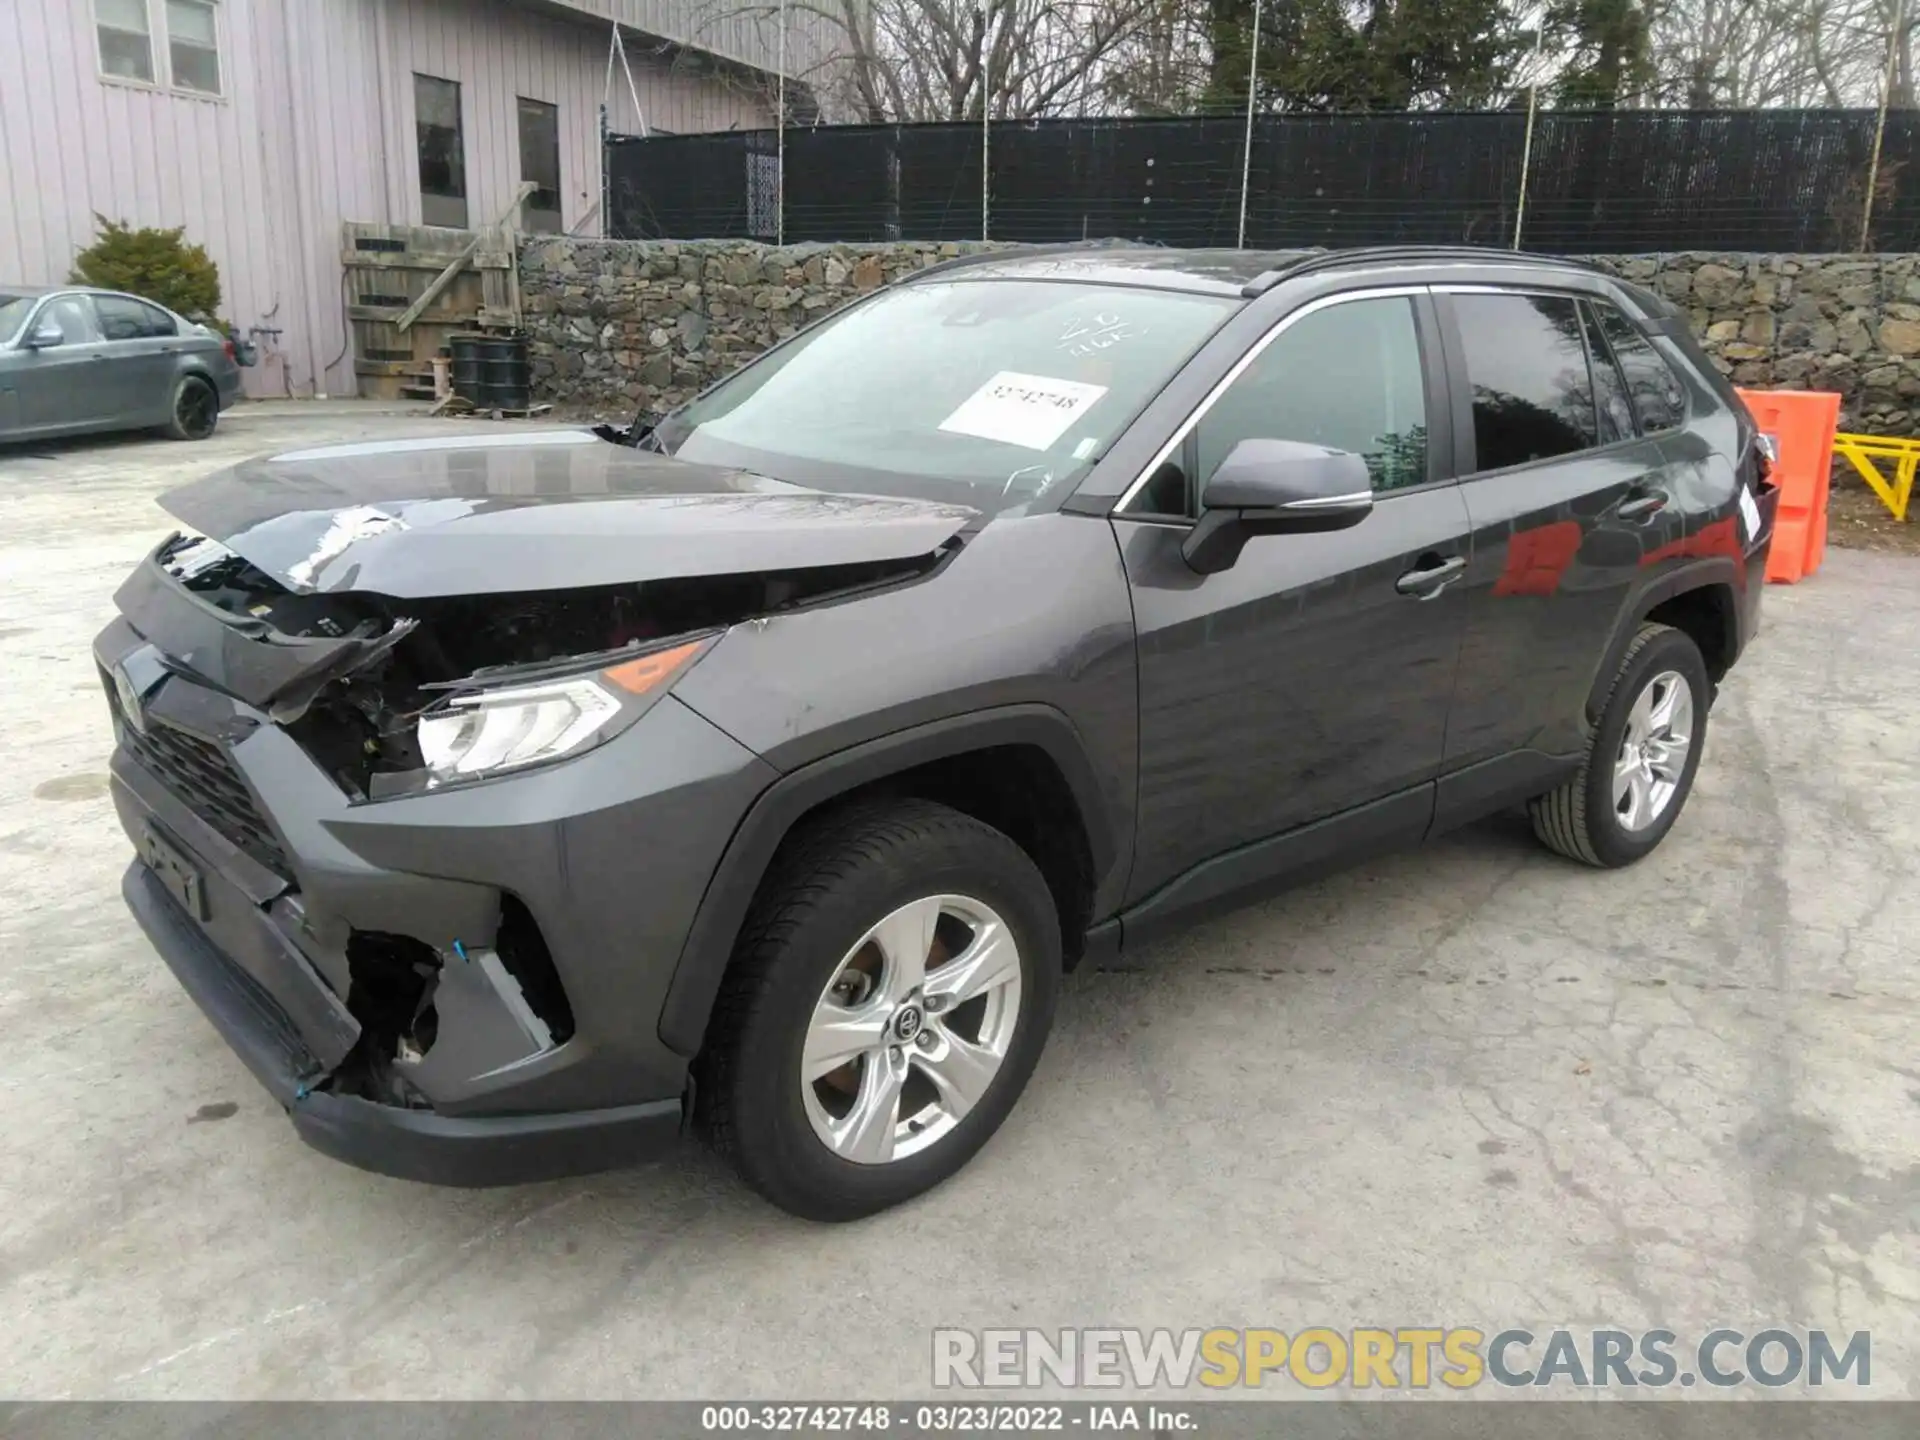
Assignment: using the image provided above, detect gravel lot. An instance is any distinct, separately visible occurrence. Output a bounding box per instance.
[2,401,1917,1400]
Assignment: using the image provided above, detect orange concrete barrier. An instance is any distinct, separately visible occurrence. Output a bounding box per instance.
[1736,388,1840,584]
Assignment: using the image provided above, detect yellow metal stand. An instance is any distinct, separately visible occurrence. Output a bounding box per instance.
[1834,432,1920,522]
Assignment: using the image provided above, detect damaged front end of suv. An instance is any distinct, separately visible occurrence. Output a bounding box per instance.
[97,431,971,1183]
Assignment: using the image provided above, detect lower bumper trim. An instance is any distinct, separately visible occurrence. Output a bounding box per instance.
[124,861,685,1188]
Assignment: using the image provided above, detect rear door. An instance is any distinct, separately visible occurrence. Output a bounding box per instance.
[93,294,183,426]
[1115,288,1473,906]
[1434,287,1682,792]
[12,296,114,435]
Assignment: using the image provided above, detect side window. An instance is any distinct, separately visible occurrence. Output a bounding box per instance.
[140,300,177,336]
[1593,301,1686,433]
[1580,302,1636,443]
[1172,296,1428,509]
[95,295,163,340]
[1452,292,1595,472]
[38,297,102,344]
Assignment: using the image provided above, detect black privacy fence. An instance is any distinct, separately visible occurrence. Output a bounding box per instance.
[605,109,1920,254]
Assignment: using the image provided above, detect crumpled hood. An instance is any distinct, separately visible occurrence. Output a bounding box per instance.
[158,429,978,598]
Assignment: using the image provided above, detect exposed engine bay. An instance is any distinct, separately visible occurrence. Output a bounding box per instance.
[156,530,943,799]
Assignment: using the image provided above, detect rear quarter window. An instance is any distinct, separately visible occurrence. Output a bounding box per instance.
[1592,301,1687,433]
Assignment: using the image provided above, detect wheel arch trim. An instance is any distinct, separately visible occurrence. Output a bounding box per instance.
[656,703,1119,1057]
[1586,560,1740,721]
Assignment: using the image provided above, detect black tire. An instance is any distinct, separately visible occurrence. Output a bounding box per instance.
[1530,622,1710,867]
[163,374,219,441]
[698,799,1060,1221]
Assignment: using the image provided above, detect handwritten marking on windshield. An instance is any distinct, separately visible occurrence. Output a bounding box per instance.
[1058,312,1140,357]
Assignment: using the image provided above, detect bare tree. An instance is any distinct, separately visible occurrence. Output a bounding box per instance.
[1639,0,1914,106]
[682,0,1915,119]
[1099,0,1212,113]
[694,0,1177,121]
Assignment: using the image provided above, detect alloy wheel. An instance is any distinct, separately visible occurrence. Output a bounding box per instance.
[801,894,1023,1165]
[1612,669,1693,832]
[177,381,216,438]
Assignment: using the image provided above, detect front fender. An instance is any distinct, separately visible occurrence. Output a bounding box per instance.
[655,703,1118,1057]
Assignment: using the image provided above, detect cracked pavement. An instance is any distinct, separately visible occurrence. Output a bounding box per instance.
[1,402,1916,1399]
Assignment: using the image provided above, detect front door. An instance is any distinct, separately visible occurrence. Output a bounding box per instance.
[1115,290,1472,905]
[13,296,113,435]
[1434,288,1681,773]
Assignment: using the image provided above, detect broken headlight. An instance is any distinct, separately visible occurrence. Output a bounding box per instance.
[414,637,710,789]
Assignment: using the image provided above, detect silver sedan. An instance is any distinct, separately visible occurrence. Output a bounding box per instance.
[0,285,244,445]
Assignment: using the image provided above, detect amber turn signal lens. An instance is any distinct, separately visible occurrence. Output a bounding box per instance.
[601,638,707,696]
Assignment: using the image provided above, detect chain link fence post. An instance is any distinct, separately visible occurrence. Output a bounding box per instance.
[1860,0,1907,252]
[1512,19,1546,250]
[981,6,993,240]
[1236,0,1264,249]
[777,0,787,247]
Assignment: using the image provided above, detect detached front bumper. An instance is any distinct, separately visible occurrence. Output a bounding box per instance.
[97,607,777,1187]
[122,861,681,1185]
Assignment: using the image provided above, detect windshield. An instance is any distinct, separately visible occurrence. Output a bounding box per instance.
[661,280,1234,512]
[0,296,33,346]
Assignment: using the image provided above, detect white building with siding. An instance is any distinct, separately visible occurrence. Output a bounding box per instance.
[0,0,819,397]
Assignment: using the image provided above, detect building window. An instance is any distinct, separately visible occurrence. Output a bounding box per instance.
[96,0,223,95]
[517,98,562,234]
[415,74,468,228]
[166,0,220,94]
[96,0,155,83]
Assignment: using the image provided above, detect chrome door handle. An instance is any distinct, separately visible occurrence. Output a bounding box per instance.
[1395,554,1466,597]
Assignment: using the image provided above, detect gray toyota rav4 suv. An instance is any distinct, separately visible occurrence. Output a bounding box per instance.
[98,246,1776,1219]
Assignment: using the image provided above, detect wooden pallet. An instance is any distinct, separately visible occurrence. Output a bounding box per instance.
[341,221,520,400]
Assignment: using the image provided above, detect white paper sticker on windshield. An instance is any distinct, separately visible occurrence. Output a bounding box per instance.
[938,371,1109,451]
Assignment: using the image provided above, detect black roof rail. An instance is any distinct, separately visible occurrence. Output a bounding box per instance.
[1240,246,1605,297]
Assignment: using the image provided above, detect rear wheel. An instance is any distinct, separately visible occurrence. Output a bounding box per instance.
[164,375,218,441]
[699,799,1060,1221]
[1530,622,1709,867]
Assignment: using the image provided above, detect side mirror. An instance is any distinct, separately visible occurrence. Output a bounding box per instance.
[1181,439,1374,574]
[25,321,64,350]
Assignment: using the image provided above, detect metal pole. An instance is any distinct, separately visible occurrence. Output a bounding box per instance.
[1861,0,1907,251]
[981,5,992,240]
[778,0,787,246]
[1236,0,1263,249]
[1512,16,1546,250]
[599,103,610,238]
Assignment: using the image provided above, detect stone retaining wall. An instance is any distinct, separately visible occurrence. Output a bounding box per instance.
[520,238,1920,434]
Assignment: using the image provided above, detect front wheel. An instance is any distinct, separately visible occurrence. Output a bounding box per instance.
[699,800,1060,1220]
[1530,622,1709,867]
[163,374,219,441]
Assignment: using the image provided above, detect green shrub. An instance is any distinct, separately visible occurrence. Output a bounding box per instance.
[70,215,222,322]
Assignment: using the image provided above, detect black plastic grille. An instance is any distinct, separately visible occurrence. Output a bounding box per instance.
[120,712,292,880]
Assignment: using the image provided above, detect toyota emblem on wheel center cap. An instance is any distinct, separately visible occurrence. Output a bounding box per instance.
[892,1005,924,1042]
